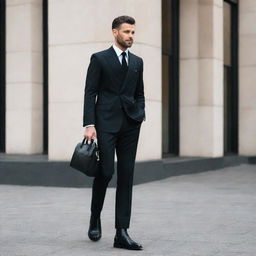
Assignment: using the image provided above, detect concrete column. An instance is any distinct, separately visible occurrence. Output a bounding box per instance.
[239,0,256,155]
[180,0,223,157]
[6,0,43,154]
[48,0,161,160]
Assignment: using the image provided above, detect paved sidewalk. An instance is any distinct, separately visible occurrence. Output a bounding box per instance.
[1,164,256,256]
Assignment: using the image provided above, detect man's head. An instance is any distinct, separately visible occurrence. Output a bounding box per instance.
[112,15,136,50]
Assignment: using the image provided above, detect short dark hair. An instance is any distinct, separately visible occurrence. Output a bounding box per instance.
[112,15,135,29]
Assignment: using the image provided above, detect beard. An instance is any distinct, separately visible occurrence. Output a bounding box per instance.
[116,36,133,48]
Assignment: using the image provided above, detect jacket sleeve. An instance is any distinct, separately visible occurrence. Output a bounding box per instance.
[83,54,101,127]
[134,58,146,120]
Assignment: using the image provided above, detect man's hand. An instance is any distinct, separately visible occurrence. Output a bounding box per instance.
[84,126,97,143]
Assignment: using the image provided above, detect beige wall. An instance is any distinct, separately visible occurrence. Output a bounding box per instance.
[48,0,162,160]
[179,0,224,157]
[5,0,43,154]
[5,0,255,159]
[239,0,256,155]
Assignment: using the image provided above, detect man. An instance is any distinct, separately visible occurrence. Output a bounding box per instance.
[83,15,145,250]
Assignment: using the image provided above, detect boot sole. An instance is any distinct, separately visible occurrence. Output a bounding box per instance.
[88,232,101,242]
[89,236,101,241]
[113,242,143,250]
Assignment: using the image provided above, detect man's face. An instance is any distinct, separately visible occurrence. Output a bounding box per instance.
[112,23,135,49]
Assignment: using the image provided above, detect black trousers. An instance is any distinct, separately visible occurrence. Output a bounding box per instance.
[90,109,141,229]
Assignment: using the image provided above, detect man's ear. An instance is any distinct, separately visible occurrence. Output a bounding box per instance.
[112,28,118,37]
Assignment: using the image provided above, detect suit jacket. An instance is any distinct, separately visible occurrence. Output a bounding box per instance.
[83,46,146,132]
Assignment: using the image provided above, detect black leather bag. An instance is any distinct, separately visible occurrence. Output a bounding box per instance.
[70,138,100,177]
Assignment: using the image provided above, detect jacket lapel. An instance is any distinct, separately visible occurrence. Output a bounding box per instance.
[105,46,122,87]
[105,46,136,92]
[107,46,122,71]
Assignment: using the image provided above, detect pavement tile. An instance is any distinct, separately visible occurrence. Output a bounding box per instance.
[0,164,256,256]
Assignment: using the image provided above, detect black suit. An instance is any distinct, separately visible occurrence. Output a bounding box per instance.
[83,46,145,229]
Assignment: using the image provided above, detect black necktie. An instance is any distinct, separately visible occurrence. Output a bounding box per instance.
[121,51,128,69]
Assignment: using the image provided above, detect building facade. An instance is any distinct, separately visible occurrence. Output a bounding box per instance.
[0,0,255,162]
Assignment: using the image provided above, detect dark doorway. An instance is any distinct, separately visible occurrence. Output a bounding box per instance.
[43,0,48,154]
[0,0,6,152]
[162,0,180,156]
[223,0,238,154]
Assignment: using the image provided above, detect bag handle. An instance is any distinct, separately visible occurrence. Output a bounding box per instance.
[81,138,98,147]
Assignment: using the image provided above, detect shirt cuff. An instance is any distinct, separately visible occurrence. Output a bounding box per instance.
[85,124,95,128]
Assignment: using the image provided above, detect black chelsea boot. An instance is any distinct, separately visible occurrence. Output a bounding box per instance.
[113,228,143,250]
[88,215,101,241]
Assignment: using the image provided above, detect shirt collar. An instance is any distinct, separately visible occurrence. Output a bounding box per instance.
[112,44,129,58]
